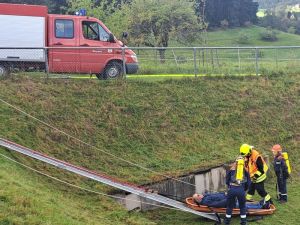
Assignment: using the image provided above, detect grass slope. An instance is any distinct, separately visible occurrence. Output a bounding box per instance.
[0,152,154,225]
[197,26,300,47]
[0,74,299,224]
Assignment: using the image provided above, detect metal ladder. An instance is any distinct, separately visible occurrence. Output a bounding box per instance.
[0,138,219,222]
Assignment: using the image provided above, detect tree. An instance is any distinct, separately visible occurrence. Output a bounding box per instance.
[116,0,202,62]
[67,0,132,21]
[194,0,258,28]
[67,0,106,20]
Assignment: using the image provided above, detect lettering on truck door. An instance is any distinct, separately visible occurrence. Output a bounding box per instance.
[48,16,79,73]
[79,20,113,74]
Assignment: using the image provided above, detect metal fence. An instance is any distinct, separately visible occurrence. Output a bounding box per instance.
[132,46,300,77]
[0,46,300,79]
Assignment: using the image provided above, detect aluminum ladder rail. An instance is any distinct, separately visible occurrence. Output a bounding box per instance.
[0,138,219,221]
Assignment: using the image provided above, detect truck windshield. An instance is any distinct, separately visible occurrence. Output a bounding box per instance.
[82,21,109,42]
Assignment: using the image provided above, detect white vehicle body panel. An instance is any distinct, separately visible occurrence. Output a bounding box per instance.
[0,15,46,62]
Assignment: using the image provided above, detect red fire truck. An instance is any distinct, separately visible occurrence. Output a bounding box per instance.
[0,3,138,79]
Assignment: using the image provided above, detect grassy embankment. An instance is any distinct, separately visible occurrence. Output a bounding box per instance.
[0,73,299,224]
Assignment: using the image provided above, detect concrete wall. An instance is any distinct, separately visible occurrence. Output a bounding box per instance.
[195,167,227,194]
[117,166,227,211]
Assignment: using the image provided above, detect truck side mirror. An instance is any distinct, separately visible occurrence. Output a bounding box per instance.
[108,33,115,43]
[122,32,128,39]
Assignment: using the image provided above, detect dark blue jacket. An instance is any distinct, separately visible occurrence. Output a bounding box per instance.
[199,192,262,209]
[226,169,250,191]
[200,192,227,208]
[274,154,289,179]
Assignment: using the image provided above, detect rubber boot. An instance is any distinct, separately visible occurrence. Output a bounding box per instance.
[240,218,247,225]
[223,217,231,225]
[260,198,272,209]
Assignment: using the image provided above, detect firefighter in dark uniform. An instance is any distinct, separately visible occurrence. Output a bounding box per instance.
[271,144,290,203]
[240,144,272,208]
[224,156,250,225]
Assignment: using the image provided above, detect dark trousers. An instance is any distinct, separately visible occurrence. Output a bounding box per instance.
[248,181,268,198]
[277,176,287,201]
[226,186,246,217]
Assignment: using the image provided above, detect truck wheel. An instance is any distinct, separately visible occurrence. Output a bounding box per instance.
[99,61,123,80]
[0,65,9,79]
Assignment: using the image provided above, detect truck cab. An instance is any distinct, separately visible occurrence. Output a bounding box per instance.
[48,14,138,79]
[0,3,138,79]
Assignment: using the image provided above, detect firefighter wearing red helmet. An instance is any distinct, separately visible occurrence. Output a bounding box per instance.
[271,144,291,203]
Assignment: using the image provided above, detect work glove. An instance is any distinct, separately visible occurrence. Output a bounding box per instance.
[252,171,262,181]
[283,171,290,179]
[254,173,260,179]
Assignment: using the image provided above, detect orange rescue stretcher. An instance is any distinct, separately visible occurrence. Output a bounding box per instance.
[185,197,276,216]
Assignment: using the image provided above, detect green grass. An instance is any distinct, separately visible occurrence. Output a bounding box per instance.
[0,74,299,224]
[134,26,300,75]
[197,26,300,47]
[0,151,155,225]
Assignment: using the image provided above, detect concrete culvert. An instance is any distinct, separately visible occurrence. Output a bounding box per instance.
[116,165,227,211]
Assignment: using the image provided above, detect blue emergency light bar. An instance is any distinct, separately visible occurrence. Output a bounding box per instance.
[75,8,87,16]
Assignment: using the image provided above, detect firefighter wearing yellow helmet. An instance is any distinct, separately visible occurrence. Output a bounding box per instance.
[240,144,272,208]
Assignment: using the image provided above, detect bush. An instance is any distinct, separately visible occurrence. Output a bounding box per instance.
[220,20,229,29]
[287,26,296,34]
[260,28,278,42]
[244,21,252,27]
[237,33,250,44]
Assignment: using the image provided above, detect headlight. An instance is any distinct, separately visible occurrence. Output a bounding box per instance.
[130,55,138,62]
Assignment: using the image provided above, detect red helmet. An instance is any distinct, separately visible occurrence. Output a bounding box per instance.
[272,144,282,152]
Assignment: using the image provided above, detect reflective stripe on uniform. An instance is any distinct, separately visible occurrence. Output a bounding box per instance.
[240,215,247,219]
[246,194,253,201]
[226,214,232,218]
[255,171,262,176]
[264,194,271,201]
[253,173,267,183]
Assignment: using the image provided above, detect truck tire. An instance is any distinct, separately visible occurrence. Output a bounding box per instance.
[98,61,123,80]
[0,64,10,79]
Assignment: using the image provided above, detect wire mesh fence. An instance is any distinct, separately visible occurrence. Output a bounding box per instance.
[133,46,300,76]
[0,46,300,79]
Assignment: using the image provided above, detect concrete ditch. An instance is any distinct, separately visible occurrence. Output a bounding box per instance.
[115,165,228,211]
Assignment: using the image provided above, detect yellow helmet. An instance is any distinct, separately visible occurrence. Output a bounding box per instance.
[240,144,253,156]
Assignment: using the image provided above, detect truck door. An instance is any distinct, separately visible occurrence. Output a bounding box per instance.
[79,20,114,74]
[48,17,79,73]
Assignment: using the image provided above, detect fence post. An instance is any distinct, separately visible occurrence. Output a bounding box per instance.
[238,47,241,74]
[172,49,179,67]
[275,48,278,71]
[255,47,259,76]
[193,48,197,77]
[44,48,49,80]
[211,49,214,71]
[122,47,127,79]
